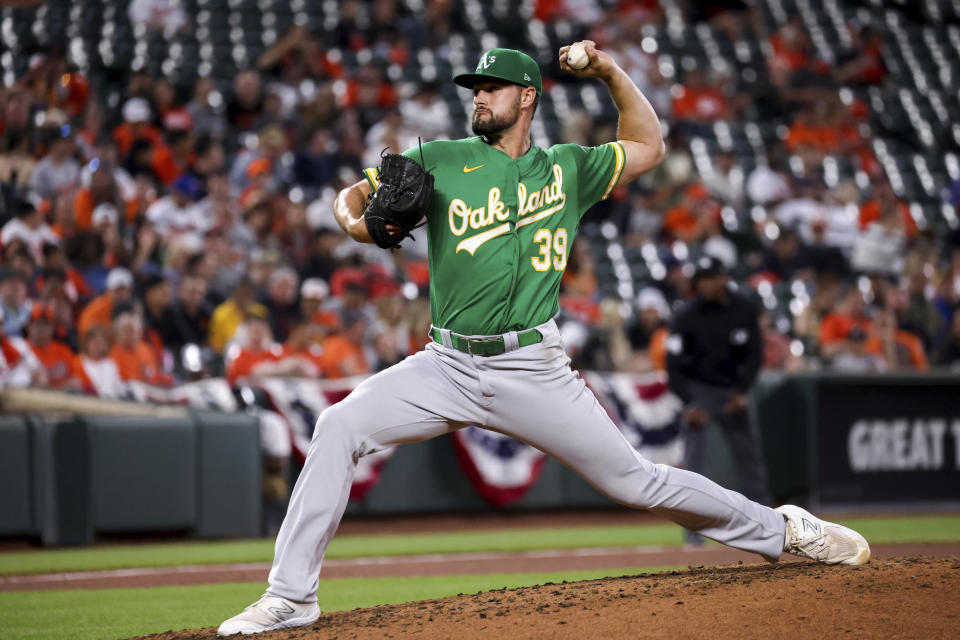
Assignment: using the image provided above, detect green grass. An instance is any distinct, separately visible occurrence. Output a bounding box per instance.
[0,567,677,640]
[0,523,686,576]
[1,515,957,577]
[842,515,960,545]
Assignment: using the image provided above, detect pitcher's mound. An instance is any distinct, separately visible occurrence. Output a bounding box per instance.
[137,557,960,639]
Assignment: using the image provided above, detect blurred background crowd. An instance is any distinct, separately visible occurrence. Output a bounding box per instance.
[2,0,960,397]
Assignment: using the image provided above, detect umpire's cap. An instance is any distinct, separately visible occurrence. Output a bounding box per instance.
[454,48,542,95]
[692,255,727,281]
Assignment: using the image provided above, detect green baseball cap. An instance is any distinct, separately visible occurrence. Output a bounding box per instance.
[453,48,542,95]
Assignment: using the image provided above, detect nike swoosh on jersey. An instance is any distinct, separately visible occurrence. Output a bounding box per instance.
[463,164,484,173]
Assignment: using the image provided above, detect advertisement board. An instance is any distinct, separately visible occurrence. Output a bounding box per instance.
[816,379,960,503]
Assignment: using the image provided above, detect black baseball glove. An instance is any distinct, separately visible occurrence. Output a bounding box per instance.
[364,152,434,249]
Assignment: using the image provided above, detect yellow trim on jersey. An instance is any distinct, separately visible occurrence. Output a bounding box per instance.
[363,167,382,190]
[600,141,625,201]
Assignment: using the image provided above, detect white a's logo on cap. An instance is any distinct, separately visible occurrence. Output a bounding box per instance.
[477,53,496,71]
[524,73,531,81]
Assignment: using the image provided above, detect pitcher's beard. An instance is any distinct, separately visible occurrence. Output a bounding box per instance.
[472,101,520,137]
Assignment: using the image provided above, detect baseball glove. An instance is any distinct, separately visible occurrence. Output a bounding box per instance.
[364,151,434,249]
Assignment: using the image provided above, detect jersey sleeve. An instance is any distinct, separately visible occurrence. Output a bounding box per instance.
[564,142,626,214]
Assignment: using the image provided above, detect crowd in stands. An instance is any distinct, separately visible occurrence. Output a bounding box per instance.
[1,0,960,396]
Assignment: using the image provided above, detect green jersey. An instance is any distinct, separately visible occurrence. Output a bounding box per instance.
[364,136,625,335]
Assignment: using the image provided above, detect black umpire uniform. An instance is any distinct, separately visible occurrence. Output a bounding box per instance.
[666,257,773,522]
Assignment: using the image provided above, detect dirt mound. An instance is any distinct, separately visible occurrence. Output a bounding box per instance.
[133,557,959,640]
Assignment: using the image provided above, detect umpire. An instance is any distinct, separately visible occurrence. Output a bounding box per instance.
[666,256,773,533]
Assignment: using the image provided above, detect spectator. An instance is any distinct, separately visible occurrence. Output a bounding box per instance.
[746,147,791,207]
[819,286,871,354]
[109,308,170,385]
[25,304,78,389]
[851,200,908,276]
[757,225,803,282]
[74,324,125,398]
[186,77,227,141]
[113,98,163,161]
[0,306,46,389]
[225,315,282,382]
[74,160,133,230]
[230,125,289,193]
[321,310,369,379]
[226,70,264,133]
[209,278,269,353]
[169,274,212,351]
[145,174,207,237]
[300,230,343,282]
[1,200,59,262]
[626,287,670,372]
[151,127,196,187]
[263,267,301,342]
[293,129,337,188]
[863,309,928,371]
[38,242,92,303]
[0,269,31,337]
[767,15,832,105]
[300,277,339,337]
[276,323,326,378]
[46,291,79,352]
[141,274,177,357]
[858,180,916,238]
[78,267,134,339]
[801,218,851,279]
[831,327,886,373]
[363,108,417,169]
[666,257,772,546]
[892,272,941,350]
[371,292,413,356]
[662,182,718,243]
[343,63,397,131]
[29,123,80,199]
[367,321,404,372]
[834,24,887,86]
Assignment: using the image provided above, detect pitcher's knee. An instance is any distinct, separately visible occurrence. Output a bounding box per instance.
[595,463,666,509]
[311,401,366,445]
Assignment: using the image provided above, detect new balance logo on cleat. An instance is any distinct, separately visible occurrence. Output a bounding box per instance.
[801,518,821,535]
[267,602,295,618]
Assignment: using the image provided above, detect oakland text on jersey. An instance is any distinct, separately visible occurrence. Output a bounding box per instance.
[449,164,567,255]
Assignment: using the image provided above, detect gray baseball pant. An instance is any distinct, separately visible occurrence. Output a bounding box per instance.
[266,319,787,604]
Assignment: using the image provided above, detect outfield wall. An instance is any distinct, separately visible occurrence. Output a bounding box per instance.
[0,411,261,544]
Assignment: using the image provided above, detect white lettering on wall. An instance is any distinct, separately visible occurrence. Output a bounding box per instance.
[847,418,953,472]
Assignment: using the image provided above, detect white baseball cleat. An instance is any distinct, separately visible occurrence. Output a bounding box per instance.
[217,595,321,636]
[776,504,871,566]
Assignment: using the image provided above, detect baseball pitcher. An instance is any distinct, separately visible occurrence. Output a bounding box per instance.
[219,42,870,635]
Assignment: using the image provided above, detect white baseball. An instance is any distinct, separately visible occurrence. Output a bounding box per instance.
[567,43,589,70]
